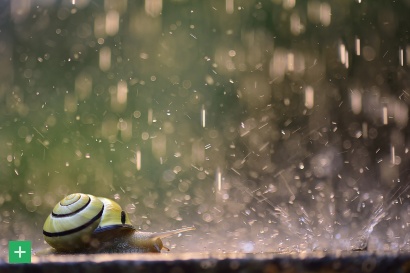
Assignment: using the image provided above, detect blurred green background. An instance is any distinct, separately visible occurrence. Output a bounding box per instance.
[0,0,410,255]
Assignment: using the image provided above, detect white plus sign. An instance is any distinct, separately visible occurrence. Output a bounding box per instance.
[14,246,26,258]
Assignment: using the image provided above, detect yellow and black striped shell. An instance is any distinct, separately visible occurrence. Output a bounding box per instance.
[43,193,134,251]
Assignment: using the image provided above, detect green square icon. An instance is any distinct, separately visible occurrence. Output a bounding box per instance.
[8,241,32,263]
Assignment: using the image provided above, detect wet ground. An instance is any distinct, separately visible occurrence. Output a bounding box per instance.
[1,251,410,273]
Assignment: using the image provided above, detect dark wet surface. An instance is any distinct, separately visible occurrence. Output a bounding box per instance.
[1,251,410,273]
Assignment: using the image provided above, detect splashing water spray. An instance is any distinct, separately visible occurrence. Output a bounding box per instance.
[352,183,410,251]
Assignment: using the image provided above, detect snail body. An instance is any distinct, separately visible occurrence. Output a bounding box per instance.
[43,193,194,253]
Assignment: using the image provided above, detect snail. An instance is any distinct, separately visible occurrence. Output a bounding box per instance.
[42,193,195,253]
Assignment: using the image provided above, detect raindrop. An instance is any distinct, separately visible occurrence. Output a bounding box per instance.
[145,0,162,17]
[399,48,404,66]
[201,104,206,128]
[99,47,111,71]
[382,105,388,125]
[105,10,119,36]
[304,86,314,109]
[215,168,222,192]
[350,89,362,114]
[226,0,234,14]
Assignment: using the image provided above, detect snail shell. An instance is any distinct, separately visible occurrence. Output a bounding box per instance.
[43,193,194,253]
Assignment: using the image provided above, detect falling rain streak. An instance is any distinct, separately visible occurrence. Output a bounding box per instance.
[399,48,404,66]
[355,37,361,56]
[145,0,162,17]
[362,122,368,139]
[148,108,153,125]
[226,0,234,14]
[391,145,395,165]
[99,47,111,71]
[307,1,331,26]
[339,43,349,68]
[201,105,206,128]
[304,86,314,109]
[105,10,120,36]
[117,81,128,104]
[215,168,222,192]
[350,90,362,115]
[269,49,305,82]
[383,106,388,125]
[136,147,141,171]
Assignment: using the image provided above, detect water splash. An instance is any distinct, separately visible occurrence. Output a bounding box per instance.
[352,183,410,251]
